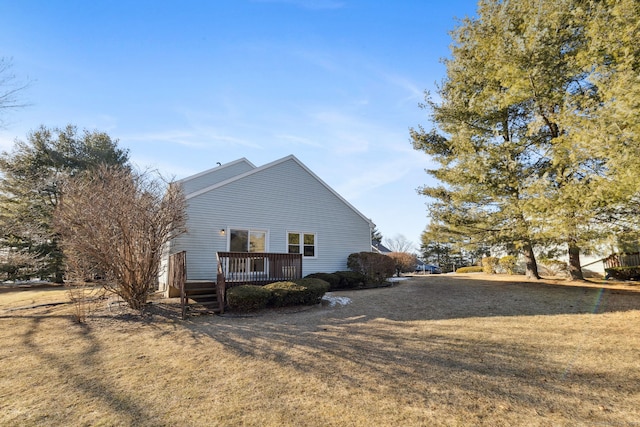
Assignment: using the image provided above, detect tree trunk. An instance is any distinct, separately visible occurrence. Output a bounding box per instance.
[523,242,540,279]
[568,241,584,280]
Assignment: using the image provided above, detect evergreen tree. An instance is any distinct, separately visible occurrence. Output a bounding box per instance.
[412,0,639,280]
[0,125,129,281]
[573,0,640,238]
[371,226,383,245]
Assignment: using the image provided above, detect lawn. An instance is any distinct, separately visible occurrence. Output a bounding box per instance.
[1,274,639,426]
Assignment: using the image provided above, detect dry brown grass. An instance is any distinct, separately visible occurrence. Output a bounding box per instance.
[1,275,639,426]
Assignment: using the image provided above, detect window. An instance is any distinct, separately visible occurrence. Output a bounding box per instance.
[288,232,316,258]
[229,229,267,273]
[229,229,266,253]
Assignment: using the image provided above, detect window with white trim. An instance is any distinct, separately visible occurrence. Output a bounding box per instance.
[229,229,266,253]
[288,232,316,258]
[229,228,268,273]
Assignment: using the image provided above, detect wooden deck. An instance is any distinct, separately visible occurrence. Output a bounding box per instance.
[604,252,640,269]
[169,251,302,318]
[216,251,302,287]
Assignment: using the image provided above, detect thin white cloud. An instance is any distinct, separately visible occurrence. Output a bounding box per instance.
[274,133,323,148]
[129,155,200,181]
[250,0,345,10]
[292,48,342,73]
[381,72,423,100]
[335,155,424,201]
[122,129,262,150]
[310,110,370,153]
[122,131,205,148]
[192,125,264,149]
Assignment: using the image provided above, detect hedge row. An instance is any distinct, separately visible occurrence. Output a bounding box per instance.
[304,271,367,290]
[456,266,483,273]
[605,266,640,281]
[226,278,330,312]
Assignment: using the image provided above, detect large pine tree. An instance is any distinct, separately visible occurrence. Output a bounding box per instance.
[412,0,639,280]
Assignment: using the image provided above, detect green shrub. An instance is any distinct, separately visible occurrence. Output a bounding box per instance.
[264,281,310,307]
[456,266,483,273]
[306,271,367,290]
[347,252,395,284]
[605,266,640,281]
[334,270,367,289]
[305,272,340,290]
[226,285,271,312]
[499,255,517,275]
[538,258,569,277]
[294,278,330,304]
[482,257,499,274]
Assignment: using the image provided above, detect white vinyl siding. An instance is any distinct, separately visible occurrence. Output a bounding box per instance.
[179,159,255,195]
[169,156,373,280]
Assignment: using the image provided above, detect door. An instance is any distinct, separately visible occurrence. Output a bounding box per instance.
[229,229,267,277]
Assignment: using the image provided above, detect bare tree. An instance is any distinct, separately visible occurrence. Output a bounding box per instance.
[384,234,415,253]
[54,165,186,310]
[0,57,30,127]
[388,251,418,277]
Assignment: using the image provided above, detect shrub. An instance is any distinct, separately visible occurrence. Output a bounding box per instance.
[538,258,569,277]
[456,266,483,273]
[334,270,367,289]
[264,281,311,307]
[605,266,640,281]
[226,285,271,312]
[482,257,499,274]
[347,252,395,284]
[305,272,340,290]
[388,252,418,277]
[294,278,330,304]
[499,255,517,275]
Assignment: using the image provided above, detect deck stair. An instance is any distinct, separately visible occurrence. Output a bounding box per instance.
[181,281,223,318]
[169,250,303,319]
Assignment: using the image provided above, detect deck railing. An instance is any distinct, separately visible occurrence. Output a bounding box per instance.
[216,251,303,288]
[168,251,187,293]
[603,252,640,269]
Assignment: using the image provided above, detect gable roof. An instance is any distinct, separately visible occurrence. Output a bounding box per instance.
[178,158,256,187]
[176,158,257,196]
[372,241,392,254]
[184,154,375,228]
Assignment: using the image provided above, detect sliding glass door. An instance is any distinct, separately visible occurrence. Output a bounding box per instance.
[229,229,267,275]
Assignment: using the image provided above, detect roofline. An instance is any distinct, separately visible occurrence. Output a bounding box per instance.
[176,157,256,186]
[286,155,376,228]
[185,154,375,228]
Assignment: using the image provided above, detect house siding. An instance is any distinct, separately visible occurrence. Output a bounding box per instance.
[179,159,255,196]
[171,157,372,281]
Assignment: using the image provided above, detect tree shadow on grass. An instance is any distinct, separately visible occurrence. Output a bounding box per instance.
[6,308,167,426]
[182,276,640,424]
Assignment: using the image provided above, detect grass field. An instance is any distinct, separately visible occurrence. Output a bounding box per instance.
[1,274,639,426]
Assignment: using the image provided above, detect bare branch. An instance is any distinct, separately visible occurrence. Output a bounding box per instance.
[0,57,31,126]
[54,166,186,309]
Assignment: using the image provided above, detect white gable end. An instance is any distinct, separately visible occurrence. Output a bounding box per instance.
[166,155,374,282]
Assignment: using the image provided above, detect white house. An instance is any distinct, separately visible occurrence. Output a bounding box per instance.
[159,155,374,293]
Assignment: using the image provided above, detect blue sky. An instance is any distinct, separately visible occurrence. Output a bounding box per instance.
[1,0,478,249]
